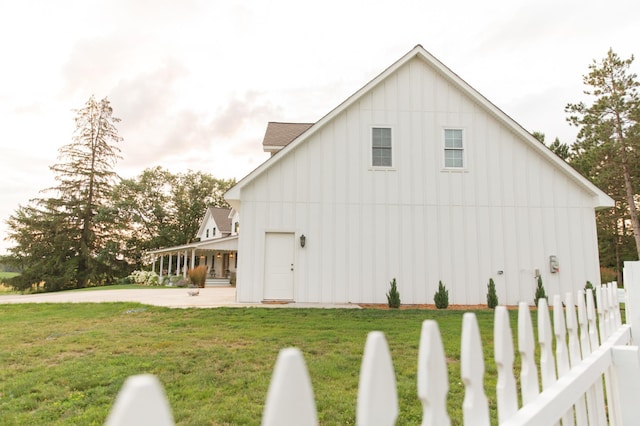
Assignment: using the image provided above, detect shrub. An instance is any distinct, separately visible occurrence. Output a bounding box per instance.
[188,265,208,288]
[386,278,401,308]
[434,281,449,309]
[585,281,597,309]
[486,278,498,309]
[534,275,547,307]
[128,270,160,286]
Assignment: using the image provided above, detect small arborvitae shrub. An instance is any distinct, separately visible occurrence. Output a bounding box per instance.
[534,275,547,307]
[434,280,449,309]
[487,278,499,309]
[386,278,401,308]
[188,265,208,288]
[585,281,597,309]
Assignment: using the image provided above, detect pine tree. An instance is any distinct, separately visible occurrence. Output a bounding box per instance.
[5,96,123,290]
[534,276,547,307]
[486,278,499,309]
[386,278,401,308]
[566,49,640,262]
[434,281,449,309]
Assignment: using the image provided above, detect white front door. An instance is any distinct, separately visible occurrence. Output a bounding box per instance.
[263,232,295,300]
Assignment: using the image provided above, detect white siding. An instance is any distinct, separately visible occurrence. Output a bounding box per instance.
[235,57,603,305]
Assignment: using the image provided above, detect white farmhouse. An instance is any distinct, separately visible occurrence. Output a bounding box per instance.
[148,207,239,283]
[225,45,613,306]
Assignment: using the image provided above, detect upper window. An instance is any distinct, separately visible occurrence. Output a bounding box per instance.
[444,129,464,168]
[372,127,392,167]
[206,229,209,238]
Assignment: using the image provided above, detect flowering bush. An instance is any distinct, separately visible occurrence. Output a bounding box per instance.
[128,270,160,286]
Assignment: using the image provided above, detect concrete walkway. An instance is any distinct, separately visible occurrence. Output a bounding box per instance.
[0,287,360,309]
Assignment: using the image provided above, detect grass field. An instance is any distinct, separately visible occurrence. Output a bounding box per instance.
[0,304,514,425]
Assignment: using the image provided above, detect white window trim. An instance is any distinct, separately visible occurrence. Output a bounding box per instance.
[442,127,466,170]
[369,125,395,170]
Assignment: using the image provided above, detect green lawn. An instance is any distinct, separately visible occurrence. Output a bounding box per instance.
[0,271,19,282]
[0,272,20,293]
[0,304,514,425]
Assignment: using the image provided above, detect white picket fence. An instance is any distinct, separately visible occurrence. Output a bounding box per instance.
[105,261,640,425]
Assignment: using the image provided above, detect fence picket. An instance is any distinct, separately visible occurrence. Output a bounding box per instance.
[494,306,518,423]
[418,320,451,426]
[576,290,600,425]
[518,302,539,405]
[552,295,574,426]
[597,286,610,340]
[537,298,557,391]
[262,348,318,426]
[587,288,608,426]
[357,331,398,426]
[460,313,490,425]
[565,292,588,426]
[105,374,174,426]
[610,283,622,328]
[576,290,590,357]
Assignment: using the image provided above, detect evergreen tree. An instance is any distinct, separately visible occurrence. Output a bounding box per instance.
[434,281,449,309]
[5,96,123,290]
[566,49,640,263]
[534,276,547,307]
[386,278,401,308]
[486,278,499,309]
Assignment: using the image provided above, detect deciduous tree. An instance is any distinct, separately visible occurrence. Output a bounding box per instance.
[111,167,235,269]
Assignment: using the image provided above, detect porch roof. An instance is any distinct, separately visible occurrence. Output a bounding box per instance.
[147,235,238,256]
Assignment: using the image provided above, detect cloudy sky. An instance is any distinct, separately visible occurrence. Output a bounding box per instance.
[1,0,639,254]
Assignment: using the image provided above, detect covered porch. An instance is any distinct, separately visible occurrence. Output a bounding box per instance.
[147,235,238,285]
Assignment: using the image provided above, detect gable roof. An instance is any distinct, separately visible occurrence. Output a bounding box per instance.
[262,122,314,154]
[225,44,614,209]
[196,207,232,238]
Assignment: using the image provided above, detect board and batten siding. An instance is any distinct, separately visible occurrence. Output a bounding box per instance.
[235,56,601,305]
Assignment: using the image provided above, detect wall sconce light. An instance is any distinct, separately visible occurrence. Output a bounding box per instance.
[229,253,234,258]
[216,252,221,258]
[300,234,306,248]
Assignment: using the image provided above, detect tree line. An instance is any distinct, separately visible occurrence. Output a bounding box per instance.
[3,49,640,291]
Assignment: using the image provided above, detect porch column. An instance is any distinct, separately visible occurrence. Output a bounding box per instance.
[183,250,188,278]
[191,249,196,270]
[159,256,164,280]
[168,254,173,277]
[176,253,180,276]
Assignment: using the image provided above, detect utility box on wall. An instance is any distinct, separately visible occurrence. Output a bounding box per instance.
[550,255,559,273]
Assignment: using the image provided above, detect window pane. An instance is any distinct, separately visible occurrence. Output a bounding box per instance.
[373,147,392,167]
[444,149,463,168]
[444,129,463,148]
[372,127,391,147]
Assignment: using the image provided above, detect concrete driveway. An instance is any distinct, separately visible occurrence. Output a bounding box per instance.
[0,287,360,309]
